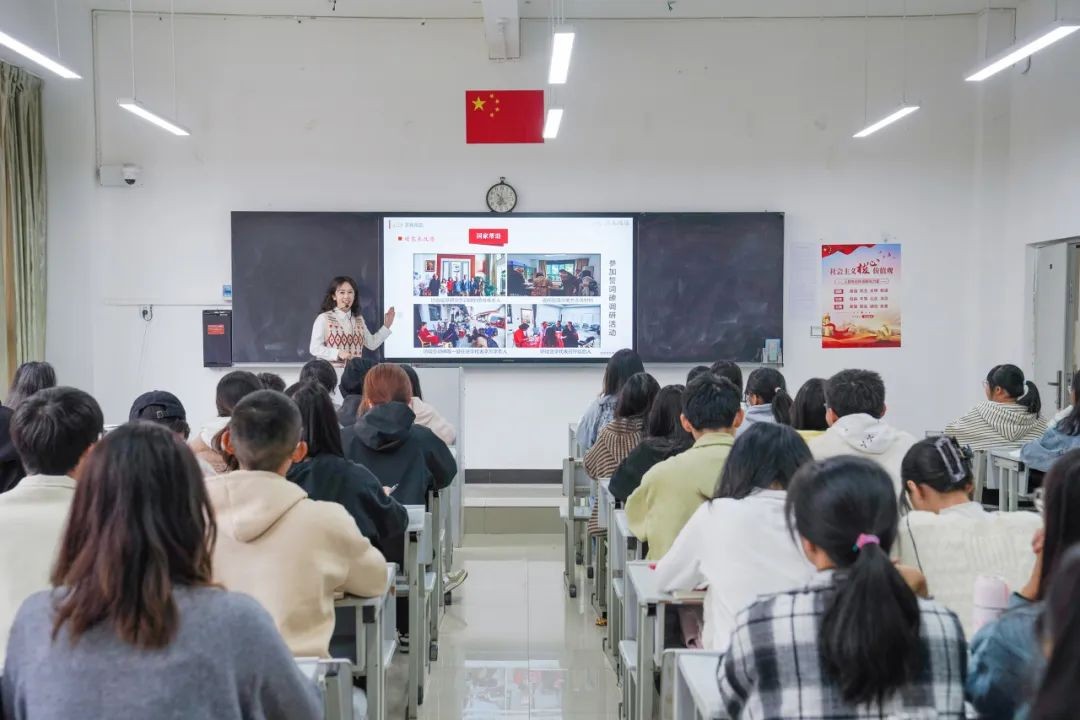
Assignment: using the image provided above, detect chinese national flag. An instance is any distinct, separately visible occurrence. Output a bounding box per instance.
[465,90,545,144]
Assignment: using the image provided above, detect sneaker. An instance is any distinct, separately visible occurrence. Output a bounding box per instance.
[443,569,468,595]
[398,632,409,654]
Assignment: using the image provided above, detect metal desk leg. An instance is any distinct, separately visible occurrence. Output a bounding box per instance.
[407,532,421,718]
[362,601,384,720]
[636,602,656,720]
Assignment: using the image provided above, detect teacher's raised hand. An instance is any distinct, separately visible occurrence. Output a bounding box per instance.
[384,307,396,328]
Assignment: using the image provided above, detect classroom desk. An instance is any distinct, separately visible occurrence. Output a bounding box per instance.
[295,658,355,720]
[626,561,706,720]
[989,448,1028,512]
[398,506,434,718]
[334,564,398,720]
[590,479,613,622]
[569,422,579,459]
[672,652,724,720]
[562,458,591,599]
[609,509,641,675]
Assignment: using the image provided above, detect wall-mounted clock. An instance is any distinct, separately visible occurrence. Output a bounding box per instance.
[486,177,518,214]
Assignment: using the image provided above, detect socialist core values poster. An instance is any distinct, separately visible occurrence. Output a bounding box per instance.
[821,244,901,349]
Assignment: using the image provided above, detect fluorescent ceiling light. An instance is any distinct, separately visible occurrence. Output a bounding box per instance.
[0,29,81,79]
[966,19,1080,82]
[543,108,564,139]
[117,98,190,137]
[853,105,920,139]
[548,28,575,84]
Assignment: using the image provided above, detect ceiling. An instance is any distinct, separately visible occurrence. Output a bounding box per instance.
[92,0,1021,19]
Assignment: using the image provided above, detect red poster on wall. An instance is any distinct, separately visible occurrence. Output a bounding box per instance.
[821,244,901,349]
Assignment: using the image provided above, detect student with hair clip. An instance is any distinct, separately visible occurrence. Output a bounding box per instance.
[791,377,829,439]
[967,449,1080,720]
[717,456,966,719]
[576,349,645,456]
[654,424,814,650]
[1028,546,1080,720]
[609,385,693,502]
[902,436,985,518]
[1,422,321,719]
[285,382,408,563]
[585,372,660,480]
[737,367,793,437]
[1022,369,1080,473]
[946,363,1047,450]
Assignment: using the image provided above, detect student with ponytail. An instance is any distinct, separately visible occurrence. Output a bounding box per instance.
[946,364,1047,450]
[717,456,967,719]
[736,367,792,437]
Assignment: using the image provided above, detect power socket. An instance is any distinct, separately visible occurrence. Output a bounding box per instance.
[140,305,153,322]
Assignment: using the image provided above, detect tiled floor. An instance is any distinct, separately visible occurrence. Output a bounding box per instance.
[386,534,620,720]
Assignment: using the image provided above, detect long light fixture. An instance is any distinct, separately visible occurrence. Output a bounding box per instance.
[119,0,189,137]
[853,105,920,138]
[548,27,575,84]
[0,30,80,79]
[542,108,564,139]
[966,18,1080,82]
[117,98,189,136]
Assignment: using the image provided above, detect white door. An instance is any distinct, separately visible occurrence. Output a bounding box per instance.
[1032,242,1074,413]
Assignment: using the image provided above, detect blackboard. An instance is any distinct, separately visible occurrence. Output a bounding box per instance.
[635,213,784,363]
[231,212,383,363]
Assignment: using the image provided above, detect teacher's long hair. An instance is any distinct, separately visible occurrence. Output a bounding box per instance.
[321,276,361,316]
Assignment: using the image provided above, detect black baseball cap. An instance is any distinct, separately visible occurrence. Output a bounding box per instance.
[129,391,187,422]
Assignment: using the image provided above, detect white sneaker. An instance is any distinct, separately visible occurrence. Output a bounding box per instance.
[444,569,468,594]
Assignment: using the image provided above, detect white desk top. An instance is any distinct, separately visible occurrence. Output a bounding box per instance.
[627,561,664,605]
[990,447,1023,461]
[406,505,426,531]
[678,654,724,719]
[613,509,634,542]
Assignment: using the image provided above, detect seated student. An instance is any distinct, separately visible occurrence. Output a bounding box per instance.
[0,388,103,664]
[338,357,377,428]
[1022,369,1080,473]
[191,370,263,475]
[401,364,457,446]
[717,456,966,719]
[129,390,191,438]
[1,422,321,720]
[685,366,710,385]
[625,374,743,559]
[808,369,917,495]
[208,390,388,657]
[609,385,692,502]
[737,367,793,437]
[0,405,23,494]
[563,322,580,348]
[654,424,815,650]
[343,364,457,507]
[709,359,743,395]
[417,321,442,347]
[300,357,339,400]
[791,377,829,440]
[1027,545,1080,719]
[585,372,660,480]
[286,382,408,563]
[5,360,57,410]
[946,364,1047,450]
[258,372,287,393]
[896,437,1040,636]
[967,449,1080,720]
[577,349,646,456]
[513,323,530,347]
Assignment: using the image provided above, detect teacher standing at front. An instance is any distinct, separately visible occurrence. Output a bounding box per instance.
[309,275,395,362]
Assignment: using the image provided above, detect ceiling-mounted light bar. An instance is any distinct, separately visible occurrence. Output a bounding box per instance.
[853,105,920,138]
[548,27,575,84]
[966,18,1080,82]
[0,29,81,79]
[543,108,564,139]
[117,98,190,136]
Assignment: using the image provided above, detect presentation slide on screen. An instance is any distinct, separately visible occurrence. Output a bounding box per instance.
[382,216,634,361]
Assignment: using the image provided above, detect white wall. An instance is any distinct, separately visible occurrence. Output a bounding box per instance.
[13,4,1063,470]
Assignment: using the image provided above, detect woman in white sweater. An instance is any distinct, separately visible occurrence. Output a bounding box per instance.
[653,423,815,650]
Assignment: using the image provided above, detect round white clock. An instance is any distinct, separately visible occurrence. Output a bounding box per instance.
[486,177,518,214]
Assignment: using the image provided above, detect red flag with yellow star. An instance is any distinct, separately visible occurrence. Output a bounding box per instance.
[465,90,545,144]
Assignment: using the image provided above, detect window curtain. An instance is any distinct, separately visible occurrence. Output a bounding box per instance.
[0,62,47,387]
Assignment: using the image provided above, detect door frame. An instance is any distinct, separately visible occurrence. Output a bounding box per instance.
[1029,237,1080,412]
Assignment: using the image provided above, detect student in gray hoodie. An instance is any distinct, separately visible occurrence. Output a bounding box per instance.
[946,364,1047,451]
[736,367,794,437]
[1022,371,1080,472]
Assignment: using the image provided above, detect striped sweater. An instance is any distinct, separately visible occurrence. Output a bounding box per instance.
[945,401,1047,451]
[584,416,645,479]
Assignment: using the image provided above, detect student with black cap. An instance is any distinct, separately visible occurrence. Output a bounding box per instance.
[129,391,191,439]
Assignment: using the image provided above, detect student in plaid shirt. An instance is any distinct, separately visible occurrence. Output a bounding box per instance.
[717,456,967,719]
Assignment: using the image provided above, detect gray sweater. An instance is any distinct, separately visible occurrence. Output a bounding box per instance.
[1,586,322,720]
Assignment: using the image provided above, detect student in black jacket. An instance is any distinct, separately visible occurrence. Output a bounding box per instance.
[609,384,693,502]
[337,357,377,428]
[285,382,408,564]
[343,364,457,507]
[0,405,25,493]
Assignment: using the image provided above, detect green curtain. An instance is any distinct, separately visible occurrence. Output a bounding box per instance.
[0,62,47,387]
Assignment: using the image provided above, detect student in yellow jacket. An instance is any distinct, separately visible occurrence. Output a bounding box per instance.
[626,374,744,560]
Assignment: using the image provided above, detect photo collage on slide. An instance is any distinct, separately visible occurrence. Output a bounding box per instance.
[411,253,604,353]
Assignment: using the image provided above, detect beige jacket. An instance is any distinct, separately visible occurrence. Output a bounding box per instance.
[0,475,76,664]
[207,470,388,657]
[410,397,456,446]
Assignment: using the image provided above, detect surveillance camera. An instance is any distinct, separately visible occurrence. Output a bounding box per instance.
[122,164,141,186]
